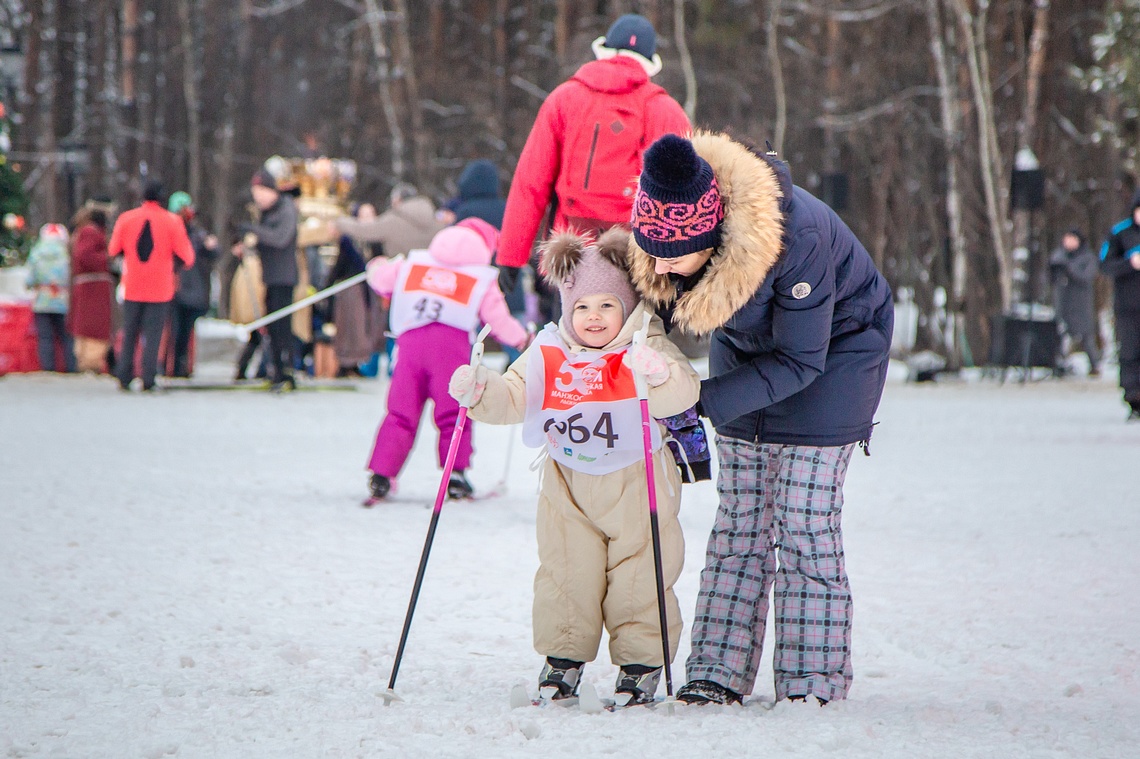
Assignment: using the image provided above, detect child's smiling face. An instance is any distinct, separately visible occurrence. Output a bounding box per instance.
[571,293,624,348]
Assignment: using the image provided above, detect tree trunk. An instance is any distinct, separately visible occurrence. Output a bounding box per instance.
[555,0,570,69]
[363,0,406,183]
[37,0,60,222]
[212,0,253,319]
[823,5,840,173]
[178,0,203,202]
[492,0,509,150]
[1022,1,1050,149]
[120,0,139,205]
[391,0,428,185]
[766,0,786,153]
[87,0,112,194]
[926,0,969,364]
[674,0,698,122]
[954,0,1011,309]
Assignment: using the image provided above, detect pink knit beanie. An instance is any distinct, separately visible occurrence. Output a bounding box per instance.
[540,229,639,344]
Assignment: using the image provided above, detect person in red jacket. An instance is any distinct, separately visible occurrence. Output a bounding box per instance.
[108,180,195,391]
[496,13,691,300]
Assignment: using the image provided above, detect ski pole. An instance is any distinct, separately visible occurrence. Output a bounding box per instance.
[237,270,368,336]
[381,323,493,705]
[631,311,676,709]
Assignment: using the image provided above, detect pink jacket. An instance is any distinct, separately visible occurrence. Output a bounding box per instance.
[366,223,528,349]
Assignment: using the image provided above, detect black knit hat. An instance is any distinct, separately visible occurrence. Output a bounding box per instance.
[631,135,725,258]
[604,14,657,60]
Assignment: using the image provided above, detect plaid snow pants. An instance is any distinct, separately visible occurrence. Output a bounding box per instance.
[685,437,856,702]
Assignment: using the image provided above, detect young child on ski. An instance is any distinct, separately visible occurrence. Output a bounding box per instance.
[363,218,528,503]
[448,228,700,705]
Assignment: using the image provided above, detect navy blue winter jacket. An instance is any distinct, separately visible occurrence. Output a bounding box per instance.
[1100,191,1140,313]
[453,159,506,230]
[629,132,893,448]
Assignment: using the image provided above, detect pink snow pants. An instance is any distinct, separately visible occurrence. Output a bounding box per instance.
[367,323,473,479]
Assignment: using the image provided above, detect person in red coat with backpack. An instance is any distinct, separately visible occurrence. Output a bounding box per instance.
[495,14,691,299]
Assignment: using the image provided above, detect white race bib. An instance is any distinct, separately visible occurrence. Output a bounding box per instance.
[389,249,497,337]
[522,325,660,475]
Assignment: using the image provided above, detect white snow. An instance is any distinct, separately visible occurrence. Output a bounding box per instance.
[2,356,1138,758]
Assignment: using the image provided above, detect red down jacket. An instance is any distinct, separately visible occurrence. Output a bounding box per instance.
[498,55,691,268]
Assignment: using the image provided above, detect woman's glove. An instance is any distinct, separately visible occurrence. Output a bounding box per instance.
[448,364,488,406]
[624,343,670,387]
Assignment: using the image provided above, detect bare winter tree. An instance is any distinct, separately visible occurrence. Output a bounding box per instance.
[0,0,1124,362]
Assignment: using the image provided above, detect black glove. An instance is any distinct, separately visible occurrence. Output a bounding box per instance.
[497,265,521,294]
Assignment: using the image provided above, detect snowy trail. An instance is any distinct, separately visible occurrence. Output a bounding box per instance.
[1,365,1137,758]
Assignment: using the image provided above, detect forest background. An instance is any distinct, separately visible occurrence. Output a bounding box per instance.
[2,0,1140,363]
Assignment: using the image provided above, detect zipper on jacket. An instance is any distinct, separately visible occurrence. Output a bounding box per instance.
[582,123,601,190]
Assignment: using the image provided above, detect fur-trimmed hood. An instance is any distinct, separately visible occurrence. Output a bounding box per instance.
[628,131,787,335]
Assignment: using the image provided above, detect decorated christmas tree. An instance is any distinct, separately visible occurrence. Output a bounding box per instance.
[0,101,30,265]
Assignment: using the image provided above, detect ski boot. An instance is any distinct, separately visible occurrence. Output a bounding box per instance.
[362,474,391,507]
[613,665,661,707]
[675,679,742,706]
[538,657,583,702]
[447,470,474,500]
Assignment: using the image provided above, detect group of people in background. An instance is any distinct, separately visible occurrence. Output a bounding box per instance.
[22,186,214,389]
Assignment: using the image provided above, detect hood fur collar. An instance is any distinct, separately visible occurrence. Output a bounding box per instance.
[628,131,786,335]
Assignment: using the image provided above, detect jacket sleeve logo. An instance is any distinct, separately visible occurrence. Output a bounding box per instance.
[792,282,812,299]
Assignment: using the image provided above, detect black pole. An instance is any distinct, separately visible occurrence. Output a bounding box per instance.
[1021,209,1035,383]
[648,508,673,697]
[386,509,442,691]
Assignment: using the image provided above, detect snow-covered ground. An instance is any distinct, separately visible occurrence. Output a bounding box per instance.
[2,357,1137,759]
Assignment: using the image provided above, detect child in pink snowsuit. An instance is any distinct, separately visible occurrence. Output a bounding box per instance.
[363,218,528,502]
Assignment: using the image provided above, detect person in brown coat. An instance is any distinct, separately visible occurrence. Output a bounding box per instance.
[331,183,444,259]
[67,208,114,372]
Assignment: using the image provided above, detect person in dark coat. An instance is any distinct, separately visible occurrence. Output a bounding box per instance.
[1099,190,1140,419]
[325,232,373,375]
[452,159,506,229]
[627,132,893,706]
[450,159,530,356]
[1049,228,1101,376]
[243,168,299,389]
[169,191,220,377]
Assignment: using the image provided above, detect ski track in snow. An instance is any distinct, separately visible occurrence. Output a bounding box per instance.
[1,361,1138,758]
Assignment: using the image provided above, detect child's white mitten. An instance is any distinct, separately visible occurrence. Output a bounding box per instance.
[448,364,488,405]
[624,343,670,387]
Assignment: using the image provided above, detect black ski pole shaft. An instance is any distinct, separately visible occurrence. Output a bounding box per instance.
[648,508,674,696]
[386,508,443,692]
[632,312,675,699]
[383,325,491,700]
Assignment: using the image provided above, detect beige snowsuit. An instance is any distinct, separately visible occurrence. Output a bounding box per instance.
[469,301,700,666]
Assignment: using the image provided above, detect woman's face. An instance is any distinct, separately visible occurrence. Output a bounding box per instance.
[571,293,624,348]
[652,248,714,277]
